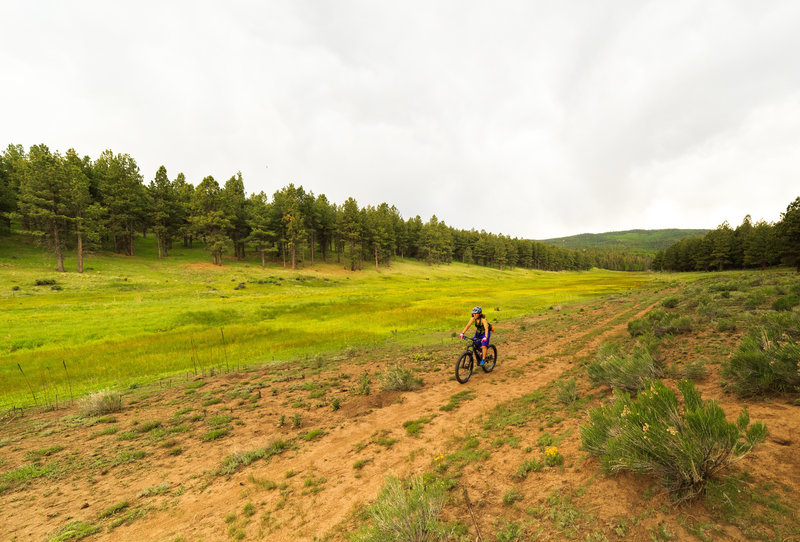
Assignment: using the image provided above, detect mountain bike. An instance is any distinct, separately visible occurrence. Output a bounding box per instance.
[455,336,497,384]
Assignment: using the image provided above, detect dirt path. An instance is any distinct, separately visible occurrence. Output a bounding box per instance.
[117,296,658,541]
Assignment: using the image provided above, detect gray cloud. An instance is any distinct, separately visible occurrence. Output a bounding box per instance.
[2,1,799,238]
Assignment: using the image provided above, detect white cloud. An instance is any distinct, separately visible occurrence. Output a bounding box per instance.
[1,1,799,238]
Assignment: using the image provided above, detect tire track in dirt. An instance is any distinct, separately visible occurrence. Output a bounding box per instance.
[120,296,661,541]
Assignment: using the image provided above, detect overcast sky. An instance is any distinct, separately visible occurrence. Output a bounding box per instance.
[2,1,799,238]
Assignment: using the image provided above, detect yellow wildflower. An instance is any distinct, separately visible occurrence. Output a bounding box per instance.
[545,446,558,457]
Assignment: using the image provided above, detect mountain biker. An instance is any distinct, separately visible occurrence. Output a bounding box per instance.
[459,306,491,365]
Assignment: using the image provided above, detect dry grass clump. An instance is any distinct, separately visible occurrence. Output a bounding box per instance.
[379,363,423,392]
[79,389,123,416]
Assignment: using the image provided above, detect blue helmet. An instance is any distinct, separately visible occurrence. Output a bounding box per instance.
[472,306,482,315]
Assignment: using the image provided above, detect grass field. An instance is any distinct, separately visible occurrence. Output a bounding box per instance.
[0,233,655,407]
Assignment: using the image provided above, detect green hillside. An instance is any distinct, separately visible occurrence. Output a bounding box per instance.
[540,229,708,253]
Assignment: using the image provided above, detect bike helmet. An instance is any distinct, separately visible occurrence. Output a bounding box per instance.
[472,306,482,315]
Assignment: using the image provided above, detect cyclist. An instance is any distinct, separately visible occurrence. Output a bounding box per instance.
[459,306,491,365]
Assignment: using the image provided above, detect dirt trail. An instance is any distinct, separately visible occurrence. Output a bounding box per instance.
[118,296,658,541]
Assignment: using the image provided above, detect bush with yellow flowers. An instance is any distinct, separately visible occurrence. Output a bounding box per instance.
[580,379,767,501]
[543,446,563,467]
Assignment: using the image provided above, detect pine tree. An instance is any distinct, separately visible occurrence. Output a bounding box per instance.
[147,165,181,259]
[222,172,249,260]
[192,176,231,265]
[16,145,70,271]
[777,196,800,272]
[94,150,145,256]
[64,149,101,272]
[245,191,276,267]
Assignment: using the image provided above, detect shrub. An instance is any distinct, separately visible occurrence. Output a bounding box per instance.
[202,428,230,441]
[772,295,799,312]
[587,348,661,393]
[50,520,102,542]
[502,489,523,505]
[580,379,767,501]
[34,278,56,286]
[744,291,767,310]
[379,363,423,392]
[79,390,123,416]
[544,446,564,467]
[627,319,649,337]
[356,371,371,396]
[681,358,708,381]
[352,476,451,542]
[716,319,736,333]
[512,458,542,480]
[215,440,291,475]
[628,309,692,338]
[555,378,578,405]
[722,328,800,397]
[661,296,679,309]
[708,281,739,293]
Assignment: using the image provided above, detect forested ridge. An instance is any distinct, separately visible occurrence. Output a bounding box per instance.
[653,198,800,272]
[0,143,647,272]
[541,228,710,253]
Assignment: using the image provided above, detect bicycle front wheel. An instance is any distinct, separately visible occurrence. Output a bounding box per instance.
[481,345,497,373]
[455,352,473,384]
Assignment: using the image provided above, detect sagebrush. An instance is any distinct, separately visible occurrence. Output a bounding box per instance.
[723,324,800,398]
[587,347,661,393]
[380,363,423,392]
[79,390,123,416]
[352,475,452,542]
[580,379,767,501]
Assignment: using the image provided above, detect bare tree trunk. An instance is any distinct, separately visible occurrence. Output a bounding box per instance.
[126,223,133,256]
[311,232,315,266]
[53,220,65,272]
[156,233,164,259]
[375,244,379,271]
[291,241,297,270]
[261,250,265,268]
[77,228,83,273]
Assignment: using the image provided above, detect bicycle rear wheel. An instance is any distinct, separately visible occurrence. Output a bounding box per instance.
[455,352,473,383]
[481,345,497,373]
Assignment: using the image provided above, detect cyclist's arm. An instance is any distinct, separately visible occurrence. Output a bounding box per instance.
[461,317,475,335]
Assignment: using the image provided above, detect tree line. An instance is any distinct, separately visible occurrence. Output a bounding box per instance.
[0,143,651,273]
[652,197,800,272]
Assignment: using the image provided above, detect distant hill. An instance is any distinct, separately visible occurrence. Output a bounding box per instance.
[539,229,709,254]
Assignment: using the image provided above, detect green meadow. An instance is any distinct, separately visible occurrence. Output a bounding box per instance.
[0,233,654,407]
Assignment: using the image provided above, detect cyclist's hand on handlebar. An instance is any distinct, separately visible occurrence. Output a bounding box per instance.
[459,333,464,339]
[481,337,487,344]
